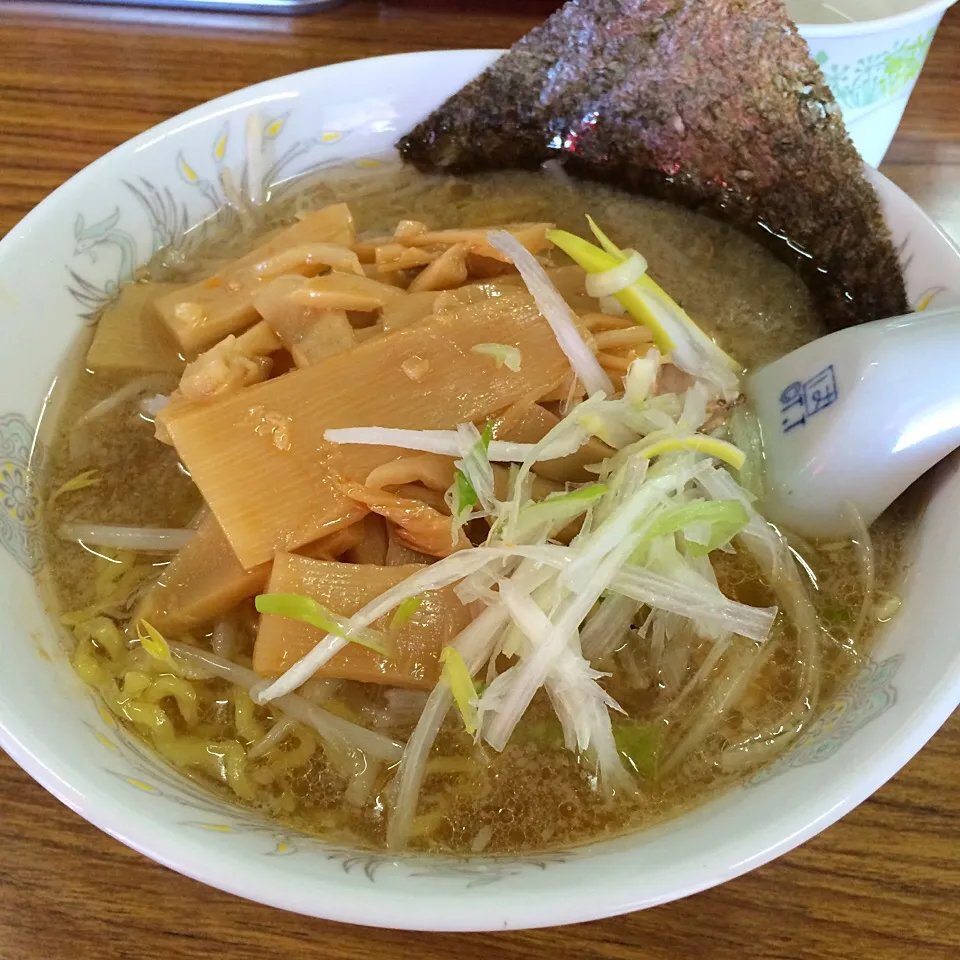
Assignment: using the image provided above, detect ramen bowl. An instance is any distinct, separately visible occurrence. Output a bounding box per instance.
[796,0,958,166]
[0,51,958,930]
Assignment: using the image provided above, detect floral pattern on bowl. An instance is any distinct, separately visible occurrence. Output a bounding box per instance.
[0,412,43,575]
[67,111,373,322]
[751,655,903,784]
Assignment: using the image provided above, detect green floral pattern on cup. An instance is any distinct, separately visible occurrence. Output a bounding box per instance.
[814,29,936,110]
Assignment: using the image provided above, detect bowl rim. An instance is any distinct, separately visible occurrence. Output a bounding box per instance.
[1,49,960,931]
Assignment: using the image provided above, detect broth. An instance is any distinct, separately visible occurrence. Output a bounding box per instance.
[36,165,918,854]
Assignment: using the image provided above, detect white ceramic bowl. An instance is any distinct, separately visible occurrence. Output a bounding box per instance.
[0,50,958,931]
[797,0,958,167]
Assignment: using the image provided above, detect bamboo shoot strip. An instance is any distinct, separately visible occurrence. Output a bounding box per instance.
[177,320,283,402]
[491,402,612,483]
[373,267,589,335]
[254,554,474,687]
[396,223,553,261]
[378,291,442,332]
[152,321,284,440]
[340,481,469,558]
[166,291,571,568]
[284,272,407,312]
[374,244,437,273]
[437,265,597,317]
[86,282,186,375]
[407,243,469,293]
[282,309,358,367]
[253,276,357,367]
[134,512,367,633]
[385,522,433,565]
[134,514,270,632]
[344,513,390,565]
[154,203,355,353]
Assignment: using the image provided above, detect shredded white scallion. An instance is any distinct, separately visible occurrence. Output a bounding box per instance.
[59,523,194,552]
[245,112,264,207]
[139,394,170,421]
[843,499,875,648]
[598,295,628,317]
[324,426,587,463]
[585,249,648,298]
[455,422,496,513]
[169,643,404,763]
[73,374,174,433]
[487,229,614,397]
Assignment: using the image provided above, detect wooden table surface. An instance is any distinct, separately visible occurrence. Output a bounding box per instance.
[1,2,958,958]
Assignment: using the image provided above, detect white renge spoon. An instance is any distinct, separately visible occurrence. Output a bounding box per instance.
[747,304,960,538]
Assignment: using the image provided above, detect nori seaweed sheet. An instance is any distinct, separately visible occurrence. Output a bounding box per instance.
[397,0,908,330]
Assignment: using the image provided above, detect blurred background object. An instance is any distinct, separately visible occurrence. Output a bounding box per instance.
[57,0,344,10]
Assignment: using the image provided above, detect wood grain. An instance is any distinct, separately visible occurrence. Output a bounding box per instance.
[1,3,958,958]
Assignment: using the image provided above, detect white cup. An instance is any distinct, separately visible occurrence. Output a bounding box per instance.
[796,1,957,167]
